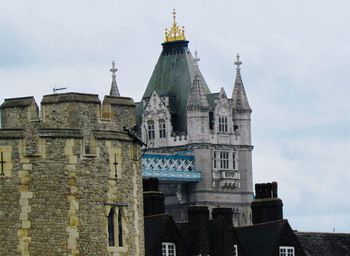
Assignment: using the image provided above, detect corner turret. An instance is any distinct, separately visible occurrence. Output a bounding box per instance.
[0,96,39,129]
[232,54,252,145]
[232,54,251,112]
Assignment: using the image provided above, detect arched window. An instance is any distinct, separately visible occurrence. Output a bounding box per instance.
[159,119,166,138]
[118,208,123,247]
[107,207,124,248]
[147,120,155,140]
[108,208,115,246]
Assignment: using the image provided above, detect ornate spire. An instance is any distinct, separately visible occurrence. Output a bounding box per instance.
[187,69,209,109]
[235,53,242,71]
[193,50,200,67]
[164,9,186,42]
[232,54,251,111]
[109,61,120,97]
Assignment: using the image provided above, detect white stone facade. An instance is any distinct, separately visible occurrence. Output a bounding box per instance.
[141,80,253,226]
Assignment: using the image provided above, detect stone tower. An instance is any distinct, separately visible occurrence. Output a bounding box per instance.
[138,10,254,226]
[0,66,144,255]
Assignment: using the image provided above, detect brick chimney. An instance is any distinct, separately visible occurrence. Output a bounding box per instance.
[143,178,165,216]
[188,206,210,255]
[251,182,283,224]
[211,207,234,256]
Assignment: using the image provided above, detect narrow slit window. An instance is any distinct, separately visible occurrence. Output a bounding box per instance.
[148,120,155,140]
[118,208,123,247]
[108,209,115,247]
[213,151,217,169]
[159,119,166,138]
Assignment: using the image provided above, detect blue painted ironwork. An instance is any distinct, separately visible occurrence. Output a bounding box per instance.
[142,152,201,182]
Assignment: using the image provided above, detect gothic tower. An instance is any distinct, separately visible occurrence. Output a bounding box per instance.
[138,10,253,226]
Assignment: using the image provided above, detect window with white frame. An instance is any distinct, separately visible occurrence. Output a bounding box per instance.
[233,244,238,256]
[159,119,166,138]
[220,151,229,169]
[162,242,176,256]
[218,116,228,133]
[279,246,294,256]
[147,120,155,140]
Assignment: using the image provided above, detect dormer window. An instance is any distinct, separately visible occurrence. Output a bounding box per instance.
[159,119,166,138]
[218,116,228,133]
[279,246,294,256]
[233,244,238,256]
[147,120,155,140]
[162,242,176,256]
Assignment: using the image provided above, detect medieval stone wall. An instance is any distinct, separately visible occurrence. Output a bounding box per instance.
[0,93,144,256]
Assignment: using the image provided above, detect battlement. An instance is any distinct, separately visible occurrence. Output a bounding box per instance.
[0,96,39,128]
[1,93,135,132]
[41,92,101,104]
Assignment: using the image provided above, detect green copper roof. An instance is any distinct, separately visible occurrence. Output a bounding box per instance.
[140,40,210,132]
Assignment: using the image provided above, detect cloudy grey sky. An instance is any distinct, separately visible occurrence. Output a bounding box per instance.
[1,0,349,232]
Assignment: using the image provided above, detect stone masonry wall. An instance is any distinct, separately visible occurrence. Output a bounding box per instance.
[0,93,144,256]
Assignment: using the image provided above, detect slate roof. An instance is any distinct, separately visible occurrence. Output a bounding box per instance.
[234,219,289,256]
[206,93,219,109]
[144,214,170,255]
[296,232,350,256]
[144,213,189,256]
[139,40,210,132]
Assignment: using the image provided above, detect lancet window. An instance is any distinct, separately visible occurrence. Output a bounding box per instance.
[159,119,166,138]
[107,207,124,248]
[232,152,237,170]
[147,120,155,140]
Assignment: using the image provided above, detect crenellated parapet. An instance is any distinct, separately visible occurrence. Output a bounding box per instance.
[41,93,101,130]
[0,92,144,256]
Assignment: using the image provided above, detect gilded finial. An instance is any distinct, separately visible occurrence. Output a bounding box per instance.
[164,8,186,42]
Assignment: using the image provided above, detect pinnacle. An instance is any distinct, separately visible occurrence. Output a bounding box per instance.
[187,69,209,109]
[109,61,120,97]
[232,55,251,111]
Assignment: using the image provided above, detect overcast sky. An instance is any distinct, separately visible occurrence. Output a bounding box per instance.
[1,0,349,232]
